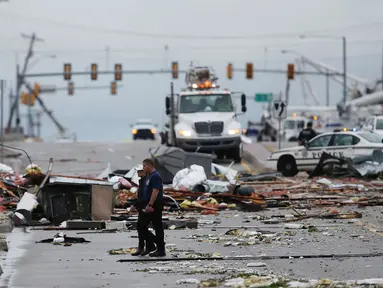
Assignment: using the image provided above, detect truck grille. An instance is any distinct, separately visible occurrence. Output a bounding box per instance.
[194,121,224,135]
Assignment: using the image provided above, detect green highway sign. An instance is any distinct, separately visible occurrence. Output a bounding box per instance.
[255,93,272,102]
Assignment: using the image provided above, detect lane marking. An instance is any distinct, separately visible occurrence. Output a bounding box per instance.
[262,143,277,153]
[354,220,383,237]
[240,160,255,173]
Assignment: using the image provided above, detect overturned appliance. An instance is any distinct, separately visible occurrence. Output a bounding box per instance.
[38,176,114,225]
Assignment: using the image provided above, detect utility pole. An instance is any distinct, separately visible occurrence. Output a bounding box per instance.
[285,79,290,106]
[1,80,4,163]
[342,36,347,104]
[7,33,44,134]
[170,82,176,147]
[326,73,330,106]
[105,46,110,70]
[36,111,42,138]
[381,40,383,89]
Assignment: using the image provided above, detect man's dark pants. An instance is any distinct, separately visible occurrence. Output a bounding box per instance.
[138,203,165,251]
[137,210,156,249]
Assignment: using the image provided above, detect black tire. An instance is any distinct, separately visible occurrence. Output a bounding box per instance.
[216,151,225,160]
[160,132,165,145]
[271,136,277,142]
[229,145,242,163]
[288,137,298,142]
[257,130,264,142]
[277,155,298,177]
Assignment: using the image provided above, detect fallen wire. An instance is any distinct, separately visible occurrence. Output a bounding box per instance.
[0,143,33,165]
[117,252,383,262]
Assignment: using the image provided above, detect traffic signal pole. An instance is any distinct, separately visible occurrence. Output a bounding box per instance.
[24,82,66,135]
[22,69,186,79]
[7,33,43,133]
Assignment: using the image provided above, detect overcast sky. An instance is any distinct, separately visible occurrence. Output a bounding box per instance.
[1,0,383,141]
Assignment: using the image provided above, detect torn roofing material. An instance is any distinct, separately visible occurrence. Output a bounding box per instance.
[48,176,112,186]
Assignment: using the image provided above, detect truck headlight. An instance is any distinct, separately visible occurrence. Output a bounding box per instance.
[179,130,192,137]
[228,128,240,135]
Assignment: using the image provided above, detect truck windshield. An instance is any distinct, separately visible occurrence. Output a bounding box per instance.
[376,119,383,130]
[136,119,152,125]
[284,120,305,130]
[179,94,234,113]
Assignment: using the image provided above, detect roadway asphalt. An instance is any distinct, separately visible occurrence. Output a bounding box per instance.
[2,209,382,288]
[3,139,250,176]
[1,140,381,287]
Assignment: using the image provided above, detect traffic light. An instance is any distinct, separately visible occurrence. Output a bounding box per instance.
[91,63,98,80]
[68,82,74,95]
[114,64,122,81]
[64,63,72,80]
[111,81,117,95]
[33,83,40,95]
[287,63,295,80]
[227,63,233,79]
[171,61,178,79]
[20,92,35,106]
[246,63,253,79]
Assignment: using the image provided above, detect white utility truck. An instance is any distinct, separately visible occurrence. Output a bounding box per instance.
[164,66,247,162]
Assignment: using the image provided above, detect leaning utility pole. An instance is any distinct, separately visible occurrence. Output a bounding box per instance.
[7,33,44,135]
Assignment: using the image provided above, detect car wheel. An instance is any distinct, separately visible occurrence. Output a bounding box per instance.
[277,155,298,177]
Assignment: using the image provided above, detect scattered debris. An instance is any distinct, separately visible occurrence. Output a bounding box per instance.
[36,233,90,246]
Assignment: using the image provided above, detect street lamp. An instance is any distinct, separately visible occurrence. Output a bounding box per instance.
[299,34,347,104]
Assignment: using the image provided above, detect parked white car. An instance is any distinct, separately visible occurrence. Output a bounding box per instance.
[131,119,157,140]
[266,131,383,177]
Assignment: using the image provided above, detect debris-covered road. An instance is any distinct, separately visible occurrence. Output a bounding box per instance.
[0,140,383,288]
[4,208,383,288]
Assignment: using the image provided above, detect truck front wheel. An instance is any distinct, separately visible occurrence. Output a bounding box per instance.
[228,144,243,163]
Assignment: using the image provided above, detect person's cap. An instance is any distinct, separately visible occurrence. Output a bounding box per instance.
[134,164,144,171]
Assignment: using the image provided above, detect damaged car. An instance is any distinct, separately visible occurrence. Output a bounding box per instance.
[266,131,383,177]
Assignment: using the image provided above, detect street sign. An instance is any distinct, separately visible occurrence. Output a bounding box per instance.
[272,100,287,119]
[255,93,272,102]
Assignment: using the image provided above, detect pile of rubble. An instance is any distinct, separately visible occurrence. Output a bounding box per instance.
[0,144,382,231]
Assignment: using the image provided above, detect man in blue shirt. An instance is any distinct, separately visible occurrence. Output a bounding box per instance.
[140,158,166,257]
[130,165,156,256]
